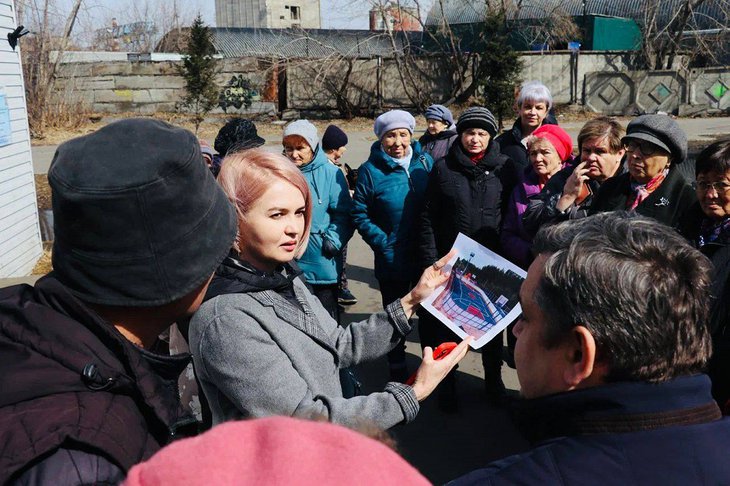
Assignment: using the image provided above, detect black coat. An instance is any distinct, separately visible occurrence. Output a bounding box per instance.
[418,141,517,268]
[706,240,730,408]
[589,168,697,229]
[419,129,458,163]
[522,163,627,237]
[680,203,730,407]
[0,275,195,484]
[495,115,558,173]
[452,375,730,485]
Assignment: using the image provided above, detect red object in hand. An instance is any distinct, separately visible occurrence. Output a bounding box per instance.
[405,342,459,386]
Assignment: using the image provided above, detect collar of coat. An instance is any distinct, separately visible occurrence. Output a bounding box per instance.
[368,140,428,172]
[419,129,457,144]
[206,258,336,354]
[298,147,330,173]
[510,374,721,444]
[0,274,193,433]
[448,139,507,176]
[253,278,338,354]
[206,254,302,298]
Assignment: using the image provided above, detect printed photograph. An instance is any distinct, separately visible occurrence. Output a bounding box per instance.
[422,233,527,349]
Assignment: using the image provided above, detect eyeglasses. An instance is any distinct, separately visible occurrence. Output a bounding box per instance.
[696,180,730,194]
[623,140,664,157]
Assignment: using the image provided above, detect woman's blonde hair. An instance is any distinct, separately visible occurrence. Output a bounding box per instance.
[217,149,312,256]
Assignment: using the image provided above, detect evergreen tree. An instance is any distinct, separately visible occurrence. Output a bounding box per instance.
[178,15,219,133]
[478,10,523,129]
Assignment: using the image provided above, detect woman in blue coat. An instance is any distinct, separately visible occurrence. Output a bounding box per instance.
[351,110,434,381]
[283,120,352,322]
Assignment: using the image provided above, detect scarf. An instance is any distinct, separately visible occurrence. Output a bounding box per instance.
[627,168,669,210]
[384,145,413,172]
[698,216,730,248]
[451,141,502,179]
[468,151,485,165]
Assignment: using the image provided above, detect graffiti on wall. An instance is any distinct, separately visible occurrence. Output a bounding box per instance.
[219,75,259,112]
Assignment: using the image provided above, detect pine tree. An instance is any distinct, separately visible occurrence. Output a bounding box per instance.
[479,11,523,129]
[178,15,219,133]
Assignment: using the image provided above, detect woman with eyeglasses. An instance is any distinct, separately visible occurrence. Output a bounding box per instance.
[589,114,696,228]
[679,139,730,411]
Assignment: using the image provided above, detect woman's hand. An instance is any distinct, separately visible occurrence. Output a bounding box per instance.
[556,161,589,211]
[411,337,472,401]
[400,250,456,318]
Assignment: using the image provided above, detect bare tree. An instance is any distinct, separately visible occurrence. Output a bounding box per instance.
[636,0,730,69]
[370,0,580,107]
[508,2,581,49]
[371,0,433,109]
[274,29,390,117]
[17,0,85,137]
[75,0,204,52]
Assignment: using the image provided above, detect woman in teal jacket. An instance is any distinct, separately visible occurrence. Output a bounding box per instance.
[283,120,352,321]
[351,110,434,381]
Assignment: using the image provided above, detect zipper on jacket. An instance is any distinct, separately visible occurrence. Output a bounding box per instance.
[405,169,414,191]
[311,175,323,204]
[404,155,426,192]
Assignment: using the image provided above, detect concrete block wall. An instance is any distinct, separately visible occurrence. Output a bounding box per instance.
[54,58,274,115]
[520,51,636,104]
[287,56,462,111]
[51,51,725,117]
[685,67,730,113]
[584,66,730,115]
[287,51,641,111]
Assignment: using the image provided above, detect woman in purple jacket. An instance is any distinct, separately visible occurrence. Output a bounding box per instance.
[501,124,574,269]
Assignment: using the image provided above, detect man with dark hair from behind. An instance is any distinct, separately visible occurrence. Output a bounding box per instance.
[452,212,730,485]
[0,119,237,484]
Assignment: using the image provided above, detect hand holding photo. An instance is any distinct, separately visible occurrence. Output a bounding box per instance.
[421,233,527,349]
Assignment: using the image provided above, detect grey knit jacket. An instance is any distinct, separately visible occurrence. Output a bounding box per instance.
[189,276,420,429]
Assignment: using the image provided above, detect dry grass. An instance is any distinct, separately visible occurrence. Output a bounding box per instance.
[33,175,53,275]
[32,244,53,275]
[35,174,51,210]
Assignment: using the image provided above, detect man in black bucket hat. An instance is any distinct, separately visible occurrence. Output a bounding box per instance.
[0,118,237,484]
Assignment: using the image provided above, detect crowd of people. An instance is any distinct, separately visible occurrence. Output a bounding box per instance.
[1,79,730,484]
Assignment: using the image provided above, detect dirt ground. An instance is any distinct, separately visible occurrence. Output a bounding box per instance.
[29,107,723,276]
[31,104,610,146]
[32,112,378,146]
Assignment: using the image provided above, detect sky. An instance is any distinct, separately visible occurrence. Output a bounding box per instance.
[53,0,383,32]
[39,0,431,48]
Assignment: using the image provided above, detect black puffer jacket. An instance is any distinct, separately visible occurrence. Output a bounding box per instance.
[418,141,518,267]
[0,275,195,484]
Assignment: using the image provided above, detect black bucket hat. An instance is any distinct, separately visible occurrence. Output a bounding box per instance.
[49,118,237,307]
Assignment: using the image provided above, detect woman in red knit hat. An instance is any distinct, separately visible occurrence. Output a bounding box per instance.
[501,124,574,269]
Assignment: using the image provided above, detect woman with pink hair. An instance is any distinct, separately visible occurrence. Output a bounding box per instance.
[188,149,470,430]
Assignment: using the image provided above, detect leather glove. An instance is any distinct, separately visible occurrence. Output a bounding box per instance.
[322,238,339,259]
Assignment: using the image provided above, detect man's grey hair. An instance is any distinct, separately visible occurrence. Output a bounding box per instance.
[532,212,712,383]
